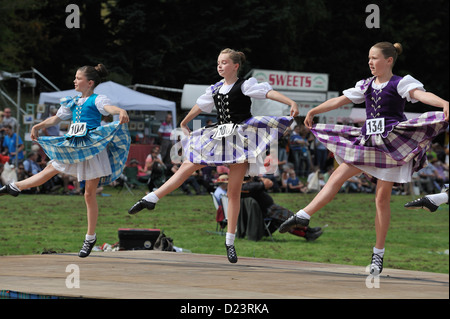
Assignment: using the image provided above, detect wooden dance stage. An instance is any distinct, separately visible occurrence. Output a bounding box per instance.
[0,250,448,299]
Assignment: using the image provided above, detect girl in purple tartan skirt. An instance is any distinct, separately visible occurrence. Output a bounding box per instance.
[128,48,299,263]
[279,42,449,274]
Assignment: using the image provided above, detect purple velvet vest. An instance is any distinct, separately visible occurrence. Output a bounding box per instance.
[361,75,407,138]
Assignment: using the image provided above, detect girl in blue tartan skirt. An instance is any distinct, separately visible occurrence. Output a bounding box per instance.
[279,42,448,274]
[0,64,130,258]
[128,48,299,263]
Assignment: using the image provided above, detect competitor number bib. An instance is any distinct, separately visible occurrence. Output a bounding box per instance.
[66,122,88,137]
[212,123,236,140]
[366,118,385,135]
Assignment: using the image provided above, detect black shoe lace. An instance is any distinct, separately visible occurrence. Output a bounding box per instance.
[371,253,383,274]
[81,239,94,253]
[226,245,237,260]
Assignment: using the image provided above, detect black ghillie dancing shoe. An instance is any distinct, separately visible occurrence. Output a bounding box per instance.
[128,199,156,215]
[0,184,20,197]
[78,236,97,258]
[279,215,309,233]
[225,244,238,263]
[404,197,438,212]
[370,253,384,275]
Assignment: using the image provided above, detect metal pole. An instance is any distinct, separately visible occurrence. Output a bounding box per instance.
[15,79,21,168]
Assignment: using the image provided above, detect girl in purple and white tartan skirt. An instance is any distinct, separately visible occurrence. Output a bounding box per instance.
[0,64,130,258]
[279,42,449,274]
[128,48,299,263]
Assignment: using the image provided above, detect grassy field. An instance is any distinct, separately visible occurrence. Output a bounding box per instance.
[0,186,448,274]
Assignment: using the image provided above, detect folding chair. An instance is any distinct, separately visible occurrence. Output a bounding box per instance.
[263,217,274,241]
[208,192,228,235]
[118,166,145,195]
[220,194,229,225]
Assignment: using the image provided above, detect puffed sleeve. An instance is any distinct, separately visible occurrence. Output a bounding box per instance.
[195,86,215,113]
[342,79,369,104]
[397,75,425,103]
[241,77,273,99]
[56,106,72,121]
[95,94,114,116]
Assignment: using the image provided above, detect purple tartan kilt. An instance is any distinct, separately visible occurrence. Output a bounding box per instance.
[180,116,293,172]
[311,111,448,172]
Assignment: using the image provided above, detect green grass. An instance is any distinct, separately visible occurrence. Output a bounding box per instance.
[0,187,448,274]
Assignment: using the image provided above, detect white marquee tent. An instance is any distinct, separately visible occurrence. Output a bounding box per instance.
[38,81,177,127]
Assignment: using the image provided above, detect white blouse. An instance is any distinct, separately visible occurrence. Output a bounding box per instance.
[196,77,273,113]
[343,75,425,104]
[56,94,112,120]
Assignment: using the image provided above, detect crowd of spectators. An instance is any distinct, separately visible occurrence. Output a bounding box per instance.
[1,106,80,194]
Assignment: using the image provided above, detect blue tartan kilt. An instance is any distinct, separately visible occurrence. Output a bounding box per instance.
[38,121,131,186]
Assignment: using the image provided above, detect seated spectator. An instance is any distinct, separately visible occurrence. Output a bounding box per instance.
[145,146,166,191]
[359,174,376,193]
[128,159,150,184]
[241,176,323,241]
[213,174,228,204]
[342,175,363,193]
[23,152,42,176]
[177,167,204,195]
[280,163,294,193]
[286,169,307,193]
[418,155,442,194]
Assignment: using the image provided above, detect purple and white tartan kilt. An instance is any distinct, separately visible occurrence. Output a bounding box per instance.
[180,116,293,175]
[311,111,448,176]
[38,121,131,186]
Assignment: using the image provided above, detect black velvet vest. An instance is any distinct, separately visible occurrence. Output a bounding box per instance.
[213,78,252,124]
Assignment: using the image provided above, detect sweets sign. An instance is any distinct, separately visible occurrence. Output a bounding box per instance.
[253,69,329,92]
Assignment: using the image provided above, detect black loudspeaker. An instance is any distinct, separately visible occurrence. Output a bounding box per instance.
[118,228,160,250]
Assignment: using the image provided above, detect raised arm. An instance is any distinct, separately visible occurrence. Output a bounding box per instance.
[266,90,299,117]
[30,115,62,141]
[409,89,449,121]
[103,105,129,124]
[304,95,352,128]
[180,104,203,135]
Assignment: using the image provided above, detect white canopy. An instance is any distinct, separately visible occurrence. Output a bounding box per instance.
[38,81,177,126]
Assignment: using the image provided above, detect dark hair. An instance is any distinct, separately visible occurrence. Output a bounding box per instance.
[78,64,108,87]
[372,42,403,65]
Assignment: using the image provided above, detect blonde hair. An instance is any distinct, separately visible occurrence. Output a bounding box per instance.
[372,42,403,65]
[220,48,246,73]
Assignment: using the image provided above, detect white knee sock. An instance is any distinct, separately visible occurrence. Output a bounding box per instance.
[373,247,385,257]
[295,209,311,220]
[225,232,235,246]
[143,192,159,203]
[85,233,96,242]
[426,193,448,206]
